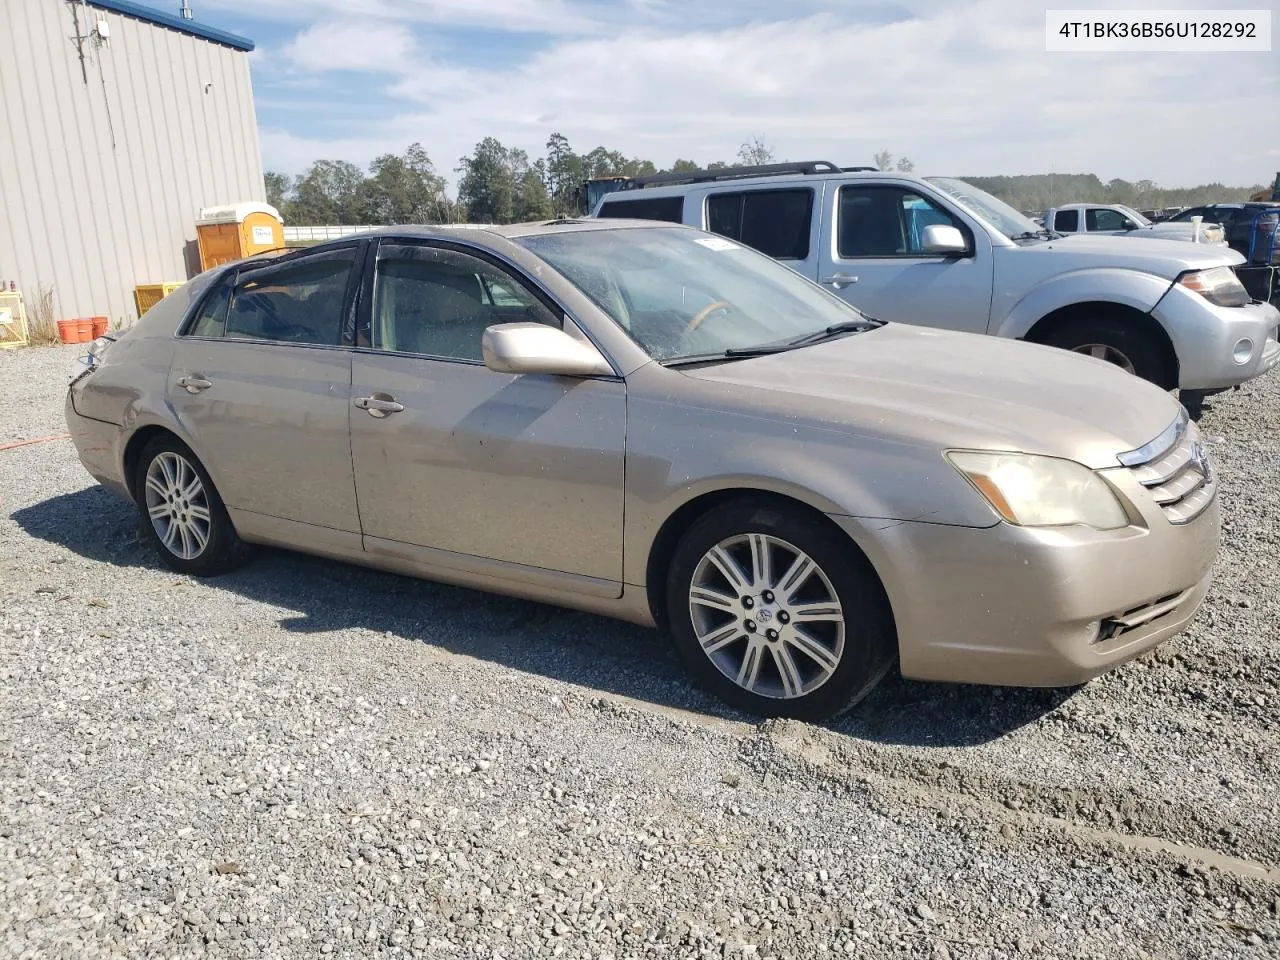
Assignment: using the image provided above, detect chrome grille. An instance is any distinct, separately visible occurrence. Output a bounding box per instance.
[1121,414,1215,524]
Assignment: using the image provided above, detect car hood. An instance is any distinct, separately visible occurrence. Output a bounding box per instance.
[679,324,1181,470]
[1038,233,1244,274]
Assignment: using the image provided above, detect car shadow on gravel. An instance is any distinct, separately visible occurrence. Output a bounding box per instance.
[13,487,1073,748]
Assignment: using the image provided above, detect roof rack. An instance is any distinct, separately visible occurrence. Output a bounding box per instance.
[618,160,842,191]
[841,166,879,172]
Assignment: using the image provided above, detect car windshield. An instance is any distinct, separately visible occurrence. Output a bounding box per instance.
[516,227,872,362]
[926,177,1044,239]
[1116,205,1152,226]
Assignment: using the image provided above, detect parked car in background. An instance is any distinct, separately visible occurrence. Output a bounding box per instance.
[593,164,1280,393]
[66,220,1221,721]
[1164,203,1280,265]
[1045,203,1227,246]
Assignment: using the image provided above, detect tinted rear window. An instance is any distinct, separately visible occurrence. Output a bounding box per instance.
[705,189,813,260]
[597,196,685,223]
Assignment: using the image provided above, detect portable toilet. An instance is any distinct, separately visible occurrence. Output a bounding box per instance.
[196,202,284,271]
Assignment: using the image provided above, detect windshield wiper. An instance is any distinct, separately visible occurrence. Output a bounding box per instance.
[663,345,795,366]
[1010,229,1060,241]
[782,317,883,347]
[662,318,883,367]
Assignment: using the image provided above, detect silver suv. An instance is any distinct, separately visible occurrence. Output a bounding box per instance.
[593,164,1280,393]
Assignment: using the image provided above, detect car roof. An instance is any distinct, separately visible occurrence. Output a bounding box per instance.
[266,218,683,262]
[596,169,932,200]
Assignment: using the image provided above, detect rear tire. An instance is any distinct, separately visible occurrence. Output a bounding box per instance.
[1044,316,1174,388]
[665,498,895,722]
[132,435,250,576]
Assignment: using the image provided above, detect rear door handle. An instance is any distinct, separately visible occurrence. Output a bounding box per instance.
[353,394,404,418]
[177,375,213,393]
[821,273,859,289]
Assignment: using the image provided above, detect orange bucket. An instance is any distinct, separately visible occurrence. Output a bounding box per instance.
[90,316,108,338]
[57,319,80,344]
[75,318,93,342]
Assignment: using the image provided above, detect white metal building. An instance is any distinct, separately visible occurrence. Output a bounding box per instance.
[0,0,264,327]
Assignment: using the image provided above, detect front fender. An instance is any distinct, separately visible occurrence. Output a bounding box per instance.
[992,268,1174,340]
[620,388,998,586]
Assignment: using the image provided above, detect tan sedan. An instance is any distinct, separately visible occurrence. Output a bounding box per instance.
[65,221,1219,720]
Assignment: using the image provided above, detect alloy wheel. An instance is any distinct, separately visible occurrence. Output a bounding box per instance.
[1073,342,1136,374]
[688,533,845,699]
[144,451,212,560]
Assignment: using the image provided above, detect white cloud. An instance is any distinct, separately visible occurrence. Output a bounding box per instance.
[254,0,1279,189]
[283,20,418,73]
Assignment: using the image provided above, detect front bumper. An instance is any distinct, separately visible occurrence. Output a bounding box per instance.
[830,470,1220,687]
[1152,282,1280,389]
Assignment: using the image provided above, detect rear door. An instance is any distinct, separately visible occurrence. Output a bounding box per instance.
[816,182,994,334]
[167,245,362,533]
[693,184,823,280]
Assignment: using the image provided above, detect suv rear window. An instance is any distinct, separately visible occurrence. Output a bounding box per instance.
[596,195,685,223]
[705,189,813,260]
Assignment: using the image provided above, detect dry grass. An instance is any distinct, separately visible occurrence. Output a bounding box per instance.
[26,286,59,346]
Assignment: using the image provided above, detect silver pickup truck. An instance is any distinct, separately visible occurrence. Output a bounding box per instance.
[594,164,1280,394]
[1045,203,1227,246]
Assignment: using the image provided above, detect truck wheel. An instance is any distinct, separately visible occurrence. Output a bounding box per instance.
[1044,317,1174,388]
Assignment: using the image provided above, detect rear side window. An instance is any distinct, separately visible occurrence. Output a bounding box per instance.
[597,196,685,223]
[705,189,813,260]
[1053,209,1080,232]
[186,274,234,337]
[224,251,356,345]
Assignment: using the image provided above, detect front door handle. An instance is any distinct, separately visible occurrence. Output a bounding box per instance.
[353,393,405,418]
[821,273,859,289]
[177,375,213,393]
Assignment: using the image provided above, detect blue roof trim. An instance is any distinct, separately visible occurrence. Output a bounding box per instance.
[86,0,255,51]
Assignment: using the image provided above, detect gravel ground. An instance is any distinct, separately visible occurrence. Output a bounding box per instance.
[1,343,1277,960]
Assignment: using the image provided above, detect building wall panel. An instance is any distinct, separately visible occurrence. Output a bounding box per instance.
[0,0,264,327]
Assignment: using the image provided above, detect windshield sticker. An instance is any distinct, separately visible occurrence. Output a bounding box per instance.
[694,237,740,252]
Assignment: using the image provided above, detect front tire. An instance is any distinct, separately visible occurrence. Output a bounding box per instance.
[665,499,895,722]
[1044,316,1174,387]
[132,435,249,576]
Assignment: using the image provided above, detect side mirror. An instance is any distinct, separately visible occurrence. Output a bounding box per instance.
[1122,219,1140,230]
[482,323,614,377]
[920,224,968,255]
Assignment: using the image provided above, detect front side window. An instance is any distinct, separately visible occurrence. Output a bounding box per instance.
[705,189,813,259]
[223,250,355,345]
[837,186,968,258]
[371,245,561,361]
[1052,209,1080,232]
[517,226,869,362]
[1087,208,1128,231]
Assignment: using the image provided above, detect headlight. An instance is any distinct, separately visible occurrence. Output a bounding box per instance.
[946,451,1129,530]
[1178,267,1249,307]
[68,336,115,383]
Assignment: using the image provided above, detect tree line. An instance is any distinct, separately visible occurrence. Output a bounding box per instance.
[264,134,1262,226]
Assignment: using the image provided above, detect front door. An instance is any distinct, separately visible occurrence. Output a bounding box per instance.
[348,241,626,586]
[817,183,995,335]
[167,245,362,533]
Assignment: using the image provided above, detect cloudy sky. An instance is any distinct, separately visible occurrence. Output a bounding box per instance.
[190,0,1277,188]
